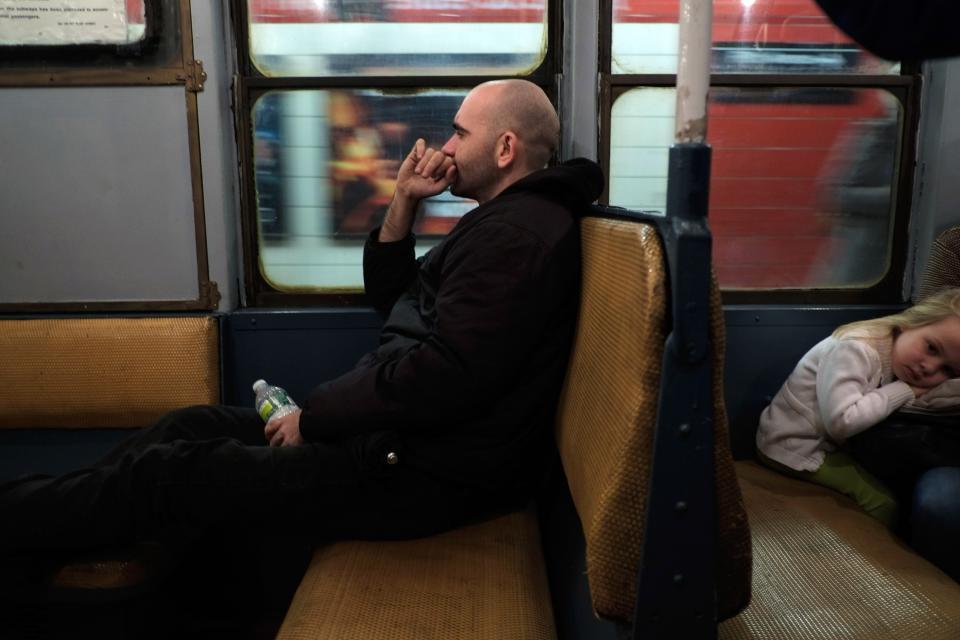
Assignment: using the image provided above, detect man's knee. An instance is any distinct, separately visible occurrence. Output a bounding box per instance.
[910,467,960,581]
[913,467,960,528]
[152,405,263,441]
[161,404,225,424]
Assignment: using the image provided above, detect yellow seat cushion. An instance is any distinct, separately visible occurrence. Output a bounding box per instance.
[276,509,556,640]
[0,316,219,428]
[721,461,960,640]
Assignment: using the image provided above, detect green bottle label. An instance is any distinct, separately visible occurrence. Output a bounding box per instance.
[258,399,275,422]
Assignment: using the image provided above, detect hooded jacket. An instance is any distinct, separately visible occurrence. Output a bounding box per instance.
[299,158,605,490]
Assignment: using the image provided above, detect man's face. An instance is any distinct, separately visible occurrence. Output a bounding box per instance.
[441,88,500,203]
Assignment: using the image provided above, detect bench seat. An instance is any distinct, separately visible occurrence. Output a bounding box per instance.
[721,461,960,639]
[0,316,220,600]
[276,508,555,640]
[275,208,751,639]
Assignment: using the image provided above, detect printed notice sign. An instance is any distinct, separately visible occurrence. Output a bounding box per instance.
[0,0,129,45]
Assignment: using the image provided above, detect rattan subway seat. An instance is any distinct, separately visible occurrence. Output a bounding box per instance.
[273,210,752,640]
[0,316,220,601]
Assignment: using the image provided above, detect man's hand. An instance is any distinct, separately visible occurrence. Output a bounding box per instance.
[379,139,456,242]
[397,138,456,200]
[264,409,305,447]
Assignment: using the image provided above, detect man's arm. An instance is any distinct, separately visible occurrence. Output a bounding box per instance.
[380,138,456,242]
[363,139,456,317]
[299,220,575,442]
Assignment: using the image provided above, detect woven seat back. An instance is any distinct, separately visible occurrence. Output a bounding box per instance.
[0,316,220,428]
[918,226,960,300]
[555,216,751,622]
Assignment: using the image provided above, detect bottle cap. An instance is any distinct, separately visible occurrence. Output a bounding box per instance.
[252,379,267,392]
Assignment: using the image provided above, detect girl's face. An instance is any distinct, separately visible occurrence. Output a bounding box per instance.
[892,315,960,388]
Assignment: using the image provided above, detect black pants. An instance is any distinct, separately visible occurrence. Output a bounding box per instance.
[845,412,960,580]
[845,411,960,504]
[0,405,500,555]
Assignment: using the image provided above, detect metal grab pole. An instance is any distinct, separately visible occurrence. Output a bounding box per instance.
[676,0,712,143]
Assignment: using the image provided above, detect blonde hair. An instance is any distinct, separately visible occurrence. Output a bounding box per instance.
[833,287,960,340]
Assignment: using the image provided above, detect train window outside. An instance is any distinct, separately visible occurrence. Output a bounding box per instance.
[611,0,899,75]
[610,86,901,289]
[248,0,548,77]
[239,0,555,300]
[253,88,472,290]
[602,0,918,298]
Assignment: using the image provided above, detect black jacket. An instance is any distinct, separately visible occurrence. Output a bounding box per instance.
[300,159,605,489]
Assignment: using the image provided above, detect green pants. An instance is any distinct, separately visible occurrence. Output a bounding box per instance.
[758,450,899,528]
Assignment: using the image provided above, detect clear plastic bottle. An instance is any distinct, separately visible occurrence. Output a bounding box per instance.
[252,379,299,423]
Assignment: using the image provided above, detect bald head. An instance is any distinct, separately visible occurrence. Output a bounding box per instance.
[475,79,560,171]
[440,79,561,203]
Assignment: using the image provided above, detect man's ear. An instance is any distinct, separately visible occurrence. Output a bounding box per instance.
[496,131,518,169]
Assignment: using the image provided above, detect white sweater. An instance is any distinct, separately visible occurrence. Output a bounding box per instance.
[757,335,915,472]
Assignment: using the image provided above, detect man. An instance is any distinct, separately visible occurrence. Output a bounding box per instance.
[1,80,603,562]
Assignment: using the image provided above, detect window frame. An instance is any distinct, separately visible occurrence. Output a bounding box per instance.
[232,0,562,307]
[598,0,922,304]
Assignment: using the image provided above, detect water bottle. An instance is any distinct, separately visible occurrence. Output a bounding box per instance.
[252,379,299,423]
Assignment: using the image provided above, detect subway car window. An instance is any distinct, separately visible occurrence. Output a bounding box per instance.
[252,88,471,290]
[611,0,898,75]
[603,0,917,298]
[248,0,548,77]
[239,0,557,300]
[610,86,901,289]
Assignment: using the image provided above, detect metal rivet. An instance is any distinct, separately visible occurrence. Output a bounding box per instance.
[675,501,687,513]
[386,452,399,465]
[679,423,691,436]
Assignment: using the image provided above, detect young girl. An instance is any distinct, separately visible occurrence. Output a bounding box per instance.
[757,287,960,527]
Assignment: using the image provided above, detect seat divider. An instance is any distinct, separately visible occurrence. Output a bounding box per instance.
[633,143,717,640]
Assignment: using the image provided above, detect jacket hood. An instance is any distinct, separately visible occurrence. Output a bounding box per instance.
[501,158,604,208]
